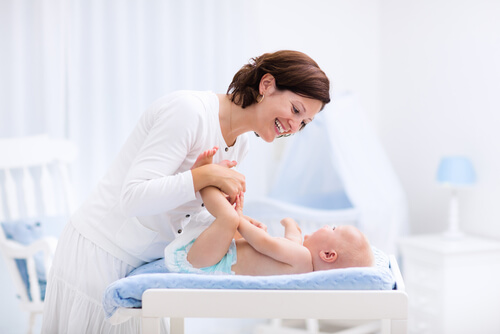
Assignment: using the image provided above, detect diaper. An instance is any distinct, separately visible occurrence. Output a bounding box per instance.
[164,226,237,275]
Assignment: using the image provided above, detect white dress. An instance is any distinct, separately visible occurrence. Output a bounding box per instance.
[41,91,249,333]
[41,224,147,333]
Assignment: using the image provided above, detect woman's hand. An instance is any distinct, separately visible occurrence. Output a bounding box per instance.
[212,164,246,204]
[191,162,246,205]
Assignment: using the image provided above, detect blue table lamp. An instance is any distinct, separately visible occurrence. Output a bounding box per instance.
[436,156,476,238]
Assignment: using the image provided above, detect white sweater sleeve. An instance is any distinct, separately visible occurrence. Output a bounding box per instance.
[119,95,205,217]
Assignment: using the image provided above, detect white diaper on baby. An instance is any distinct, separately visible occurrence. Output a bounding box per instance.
[164,226,237,275]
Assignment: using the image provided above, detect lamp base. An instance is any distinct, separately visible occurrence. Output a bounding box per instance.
[444,189,464,240]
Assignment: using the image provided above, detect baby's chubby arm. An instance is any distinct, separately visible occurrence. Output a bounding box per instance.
[237,216,310,267]
[233,193,267,237]
[233,214,267,240]
[280,217,302,244]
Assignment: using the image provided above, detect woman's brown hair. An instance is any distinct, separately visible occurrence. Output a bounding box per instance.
[227,50,331,109]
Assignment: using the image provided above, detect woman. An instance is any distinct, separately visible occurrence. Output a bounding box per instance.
[41,50,330,333]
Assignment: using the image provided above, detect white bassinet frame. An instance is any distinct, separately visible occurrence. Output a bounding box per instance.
[117,256,407,334]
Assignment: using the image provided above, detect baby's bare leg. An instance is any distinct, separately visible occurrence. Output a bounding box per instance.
[188,148,240,267]
[187,186,240,268]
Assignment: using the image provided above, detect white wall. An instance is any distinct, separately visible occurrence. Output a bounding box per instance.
[238,0,382,200]
[379,0,500,237]
[254,0,381,126]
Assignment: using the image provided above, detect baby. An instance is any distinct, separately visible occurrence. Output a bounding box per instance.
[164,147,374,275]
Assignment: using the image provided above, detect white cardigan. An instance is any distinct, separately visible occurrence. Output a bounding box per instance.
[72,91,250,267]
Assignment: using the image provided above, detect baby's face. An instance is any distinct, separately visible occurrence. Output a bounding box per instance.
[303,225,339,249]
[303,225,358,250]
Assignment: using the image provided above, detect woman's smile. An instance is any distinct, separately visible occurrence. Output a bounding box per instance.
[274,118,287,136]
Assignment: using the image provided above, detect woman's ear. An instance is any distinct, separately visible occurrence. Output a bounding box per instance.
[259,73,276,95]
[319,250,337,263]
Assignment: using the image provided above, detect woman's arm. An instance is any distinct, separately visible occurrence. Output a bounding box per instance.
[119,94,246,216]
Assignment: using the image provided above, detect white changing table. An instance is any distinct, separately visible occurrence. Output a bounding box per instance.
[120,256,408,334]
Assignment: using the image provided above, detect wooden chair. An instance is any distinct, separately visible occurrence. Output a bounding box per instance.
[0,134,77,334]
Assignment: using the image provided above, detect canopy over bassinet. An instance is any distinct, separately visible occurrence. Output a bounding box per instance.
[239,93,409,254]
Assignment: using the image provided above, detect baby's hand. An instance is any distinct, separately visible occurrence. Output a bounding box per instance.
[235,193,268,232]
[280,218,301,233]
[247,217,268,232]
[235,192,243,213]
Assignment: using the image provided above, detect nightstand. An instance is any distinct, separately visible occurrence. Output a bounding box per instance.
[399,234,500,334]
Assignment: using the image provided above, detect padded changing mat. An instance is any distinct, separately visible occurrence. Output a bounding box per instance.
[103,248,395,323]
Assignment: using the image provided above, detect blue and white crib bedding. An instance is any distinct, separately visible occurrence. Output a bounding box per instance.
[103,248,395,324]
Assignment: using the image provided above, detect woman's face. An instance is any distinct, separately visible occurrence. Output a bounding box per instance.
[254,88,323,143]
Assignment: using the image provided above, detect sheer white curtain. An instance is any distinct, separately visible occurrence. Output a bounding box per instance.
[0,0,67,138]
[1,0,258,203]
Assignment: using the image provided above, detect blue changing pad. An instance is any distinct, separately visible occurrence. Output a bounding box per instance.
[103,248,395,322]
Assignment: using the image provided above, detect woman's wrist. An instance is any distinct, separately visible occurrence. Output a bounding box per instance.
[191,164,216,193]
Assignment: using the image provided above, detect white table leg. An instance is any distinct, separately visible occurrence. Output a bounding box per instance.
[170,317,185,334]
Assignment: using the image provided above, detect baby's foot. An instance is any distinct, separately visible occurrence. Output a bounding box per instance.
[191,146,218,169]
[218,159,237,168]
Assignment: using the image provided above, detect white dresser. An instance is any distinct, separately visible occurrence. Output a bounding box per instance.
[399,234,500,334]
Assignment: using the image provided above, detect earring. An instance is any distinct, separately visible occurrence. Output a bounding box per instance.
[257,94,265,104]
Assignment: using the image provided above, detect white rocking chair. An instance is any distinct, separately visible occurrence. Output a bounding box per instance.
[0,134,77,334]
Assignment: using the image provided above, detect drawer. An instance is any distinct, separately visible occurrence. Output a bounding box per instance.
[403,260,442,290]
[407,285,440,314]
[408,304,441,334]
